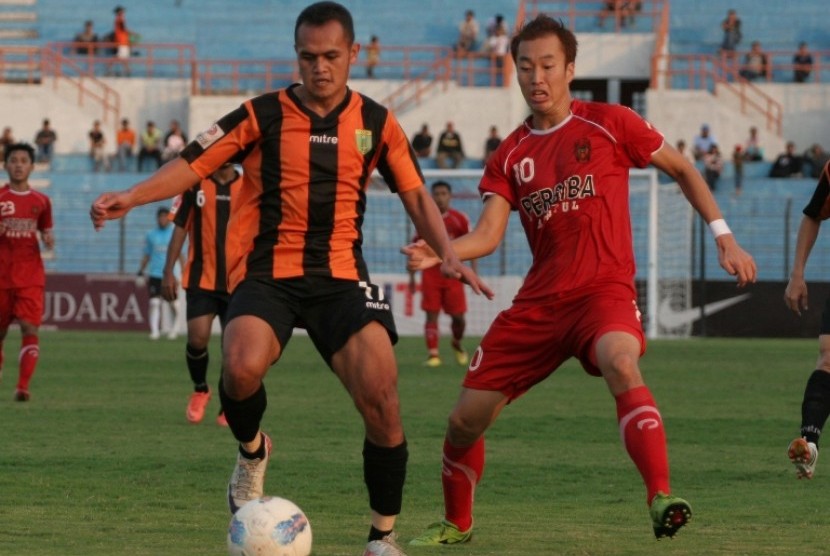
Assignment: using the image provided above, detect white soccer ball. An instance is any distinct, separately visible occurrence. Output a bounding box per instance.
[227,496,312,556]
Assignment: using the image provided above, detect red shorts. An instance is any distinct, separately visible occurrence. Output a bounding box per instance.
[463,283,645,401]
[420,268,467,315]
[0,286,45,328]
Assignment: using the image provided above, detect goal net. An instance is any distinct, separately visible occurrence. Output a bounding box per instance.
[363,167,693,339]
[629,169,694,338]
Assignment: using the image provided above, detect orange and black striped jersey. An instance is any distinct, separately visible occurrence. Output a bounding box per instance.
[180,85,424,291]
[169,170,241,293]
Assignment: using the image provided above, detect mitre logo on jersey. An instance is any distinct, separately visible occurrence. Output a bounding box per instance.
[574,138,591,162]
[355,129,372,154]
[519,174,596,219]
[196,123,224,150]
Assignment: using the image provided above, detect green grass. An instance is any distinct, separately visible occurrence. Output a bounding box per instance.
[1,331,828,555]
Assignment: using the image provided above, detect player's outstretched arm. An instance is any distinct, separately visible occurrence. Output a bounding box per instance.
[399,186,493,299]
[784,215,821,315]
[90,158,200,230]
[651,143,757,286]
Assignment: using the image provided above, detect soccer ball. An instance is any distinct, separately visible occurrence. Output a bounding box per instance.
[227,496,312,556]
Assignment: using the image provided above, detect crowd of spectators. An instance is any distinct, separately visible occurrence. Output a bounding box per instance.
[3,5,825,174]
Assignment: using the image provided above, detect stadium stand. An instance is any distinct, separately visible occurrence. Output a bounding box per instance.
[0,0,826,288]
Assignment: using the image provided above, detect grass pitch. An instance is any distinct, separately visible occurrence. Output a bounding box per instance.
[1,331,828,555]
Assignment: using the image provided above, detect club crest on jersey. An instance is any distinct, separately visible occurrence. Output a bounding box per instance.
[574,138,591,163]
[355,129,372,155]
[196,123,224,150]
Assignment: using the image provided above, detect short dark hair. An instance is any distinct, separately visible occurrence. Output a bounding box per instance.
[294,1,354,45]
[431,180,452,193]
[510,15,578,66]
[156,207,170,217]
[4,142,35,164]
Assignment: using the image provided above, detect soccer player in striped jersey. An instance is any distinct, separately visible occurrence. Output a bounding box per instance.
[405,15,756,546]
[90,3,489,554]
[784,160,830,479]
[0,143,54,402]
[163,163,241,427]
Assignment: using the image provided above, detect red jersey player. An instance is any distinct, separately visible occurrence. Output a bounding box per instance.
[409,180,476,367]
[406,15,757,545]
[0,143,54,401]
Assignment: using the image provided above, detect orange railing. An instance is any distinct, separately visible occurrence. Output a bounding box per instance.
[652,53,783,135]
[40,44,120,126]
[46,41,196,79]
[717,49,830,84]
[0,45,39,84]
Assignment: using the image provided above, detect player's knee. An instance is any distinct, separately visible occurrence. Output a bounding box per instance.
[447,411,486,445]
[356,384,402,435]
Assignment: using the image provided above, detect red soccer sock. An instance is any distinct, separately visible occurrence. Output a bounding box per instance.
[615,385,671,505]
[17,335,39,392]
[442,437,484,532]
[425,322,439,354]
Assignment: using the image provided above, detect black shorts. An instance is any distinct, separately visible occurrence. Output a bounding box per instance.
[226,276,398,365]
[147,277,163,298]
[186,287,230,324]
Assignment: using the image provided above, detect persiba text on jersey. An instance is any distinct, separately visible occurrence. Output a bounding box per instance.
[1,216,39,237]
[519,173,596,218]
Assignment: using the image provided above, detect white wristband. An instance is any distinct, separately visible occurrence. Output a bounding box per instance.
[709,219,731,238]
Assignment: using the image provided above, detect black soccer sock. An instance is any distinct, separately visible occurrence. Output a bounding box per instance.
[801,369,830,447]
[363,438,408,519]
[368,525,393,542]
[219,379,267,444]
[185,343,209,391]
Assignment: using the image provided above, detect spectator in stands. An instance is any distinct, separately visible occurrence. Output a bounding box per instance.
[162,119,188,163]
[411,123,433,158]
[803,143,829,179]
[483,125,501,164]
[793,42,814,83]
[110,5,132,76]
[365,35,380,78]
[743,126,764,161]
[739,40,768,81]
[115,117,135,172]
[0,127,14,159]
[703,144,723,191]
[455,9,479,54]
[138,121,162,171]
[676,139,695,165]
[436,121,465,169]
[692,123,716,161]
[485,14,507,39]
[769,141,803,178]
[73,20,98,55]
[34,119,57,164]
[719,9,742,60]
[732,144,744,197]
[485,23,510,80]
[598,1,638,29]
[88,120,108,172]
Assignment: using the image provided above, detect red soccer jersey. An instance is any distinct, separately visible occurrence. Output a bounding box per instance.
[480,99,663,303]
[0,184,53,288]
[417,207,471,282]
